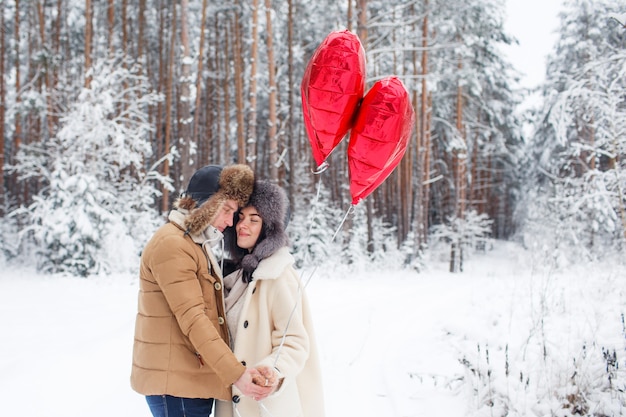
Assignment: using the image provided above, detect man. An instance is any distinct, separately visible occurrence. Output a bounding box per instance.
[131,164,273,417]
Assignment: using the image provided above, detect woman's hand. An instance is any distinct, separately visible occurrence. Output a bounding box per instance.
[251,365,279,394]
[233,368,273,400]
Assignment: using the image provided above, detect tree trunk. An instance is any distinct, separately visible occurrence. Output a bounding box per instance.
[212,15,222,164]
[415,1,430,252]
[107,0,114,56]
[221,20,231,164]
[121,0,127,58]
[0,0,5,214]
[357,0,368,45]
[449,240,456,272]
[162,3,176,211]
[203,15,218,165]
[84,0,92,88]
[13,0,22,205]
[455,55,466,219]
[155,0,167,212]
[264,0,278,181]
[193,0,208,152]
[286,0,295,205]
[247,0,259,172]
[347,0,353,31]
[399,3,419,247]
[233,7,245,164]
[610,138,626,245]
[48,0,62,133]
[179,0,193,184]
[357,0,373,254]
[137,0,145,63]
[35,1,54,137]
[451,51,466,273]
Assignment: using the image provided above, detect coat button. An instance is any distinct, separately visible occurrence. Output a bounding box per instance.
[243,320,249,328]
[232,395,240,403]
[218,316,225,325]
[214,282,222,291]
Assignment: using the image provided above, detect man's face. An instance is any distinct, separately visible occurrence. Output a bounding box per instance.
[212,199,239,232]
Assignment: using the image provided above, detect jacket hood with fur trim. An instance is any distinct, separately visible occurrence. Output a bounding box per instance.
[174,164,254,235]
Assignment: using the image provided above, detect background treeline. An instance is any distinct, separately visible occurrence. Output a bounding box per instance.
[0,0,624,276]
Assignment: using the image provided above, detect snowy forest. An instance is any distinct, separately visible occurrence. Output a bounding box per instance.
[0,0,624,277]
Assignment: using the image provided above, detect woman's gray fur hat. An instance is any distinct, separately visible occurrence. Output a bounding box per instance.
[240,180,290,274]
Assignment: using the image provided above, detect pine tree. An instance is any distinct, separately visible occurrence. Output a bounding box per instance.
[523,0,626,260]
[10,57,167,276]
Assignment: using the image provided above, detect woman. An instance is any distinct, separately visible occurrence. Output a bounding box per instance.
[216,180,325,417]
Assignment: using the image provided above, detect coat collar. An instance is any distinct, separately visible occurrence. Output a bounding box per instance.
[169,208,225,277]
[168,208,224,247]
[252,247,294,280]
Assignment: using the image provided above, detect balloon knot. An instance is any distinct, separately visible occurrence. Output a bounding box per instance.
[311,161,329,174]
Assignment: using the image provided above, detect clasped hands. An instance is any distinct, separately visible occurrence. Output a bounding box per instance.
[234,365,278,401]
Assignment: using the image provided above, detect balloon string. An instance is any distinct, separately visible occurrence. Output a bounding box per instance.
[301,204,352,289]
[297,173,324,268]
[271,175,324,369]
[233,399,277,417]
[260,402,275,417]
[272,203,353,371]
[331,204,355,243]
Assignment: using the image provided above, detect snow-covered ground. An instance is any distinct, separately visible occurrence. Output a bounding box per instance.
[1,241,624,416]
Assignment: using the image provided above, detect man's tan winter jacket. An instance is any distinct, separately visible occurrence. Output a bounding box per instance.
[131,217,245,400]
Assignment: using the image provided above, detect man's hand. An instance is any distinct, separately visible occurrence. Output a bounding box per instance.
[233,368,273,401]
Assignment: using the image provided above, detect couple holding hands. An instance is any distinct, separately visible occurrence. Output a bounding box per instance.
[131,164,324,417]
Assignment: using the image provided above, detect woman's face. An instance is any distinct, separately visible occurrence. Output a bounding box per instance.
[236,206,263,250]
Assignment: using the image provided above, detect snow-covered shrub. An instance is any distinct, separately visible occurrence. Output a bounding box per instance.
[289,183,345,270]
[341,203,409,272]
[9,56,167,277]
[520,0,626,265]
[429,209,494,271]
[454,254,626,416]
[459,338,626,417]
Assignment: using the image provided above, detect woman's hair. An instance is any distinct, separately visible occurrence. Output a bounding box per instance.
[224,180,289,282]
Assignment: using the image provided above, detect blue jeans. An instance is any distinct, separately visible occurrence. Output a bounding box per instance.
[146,395,214,417]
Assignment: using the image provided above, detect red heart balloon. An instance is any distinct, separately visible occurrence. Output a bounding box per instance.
[348,76,415,205]
[301,30,366,170]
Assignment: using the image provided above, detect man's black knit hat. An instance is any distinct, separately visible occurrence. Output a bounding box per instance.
[186,165,222,206]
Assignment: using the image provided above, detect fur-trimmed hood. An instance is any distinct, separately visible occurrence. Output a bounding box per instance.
[174,164,254,235]
[226,180,290,279]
